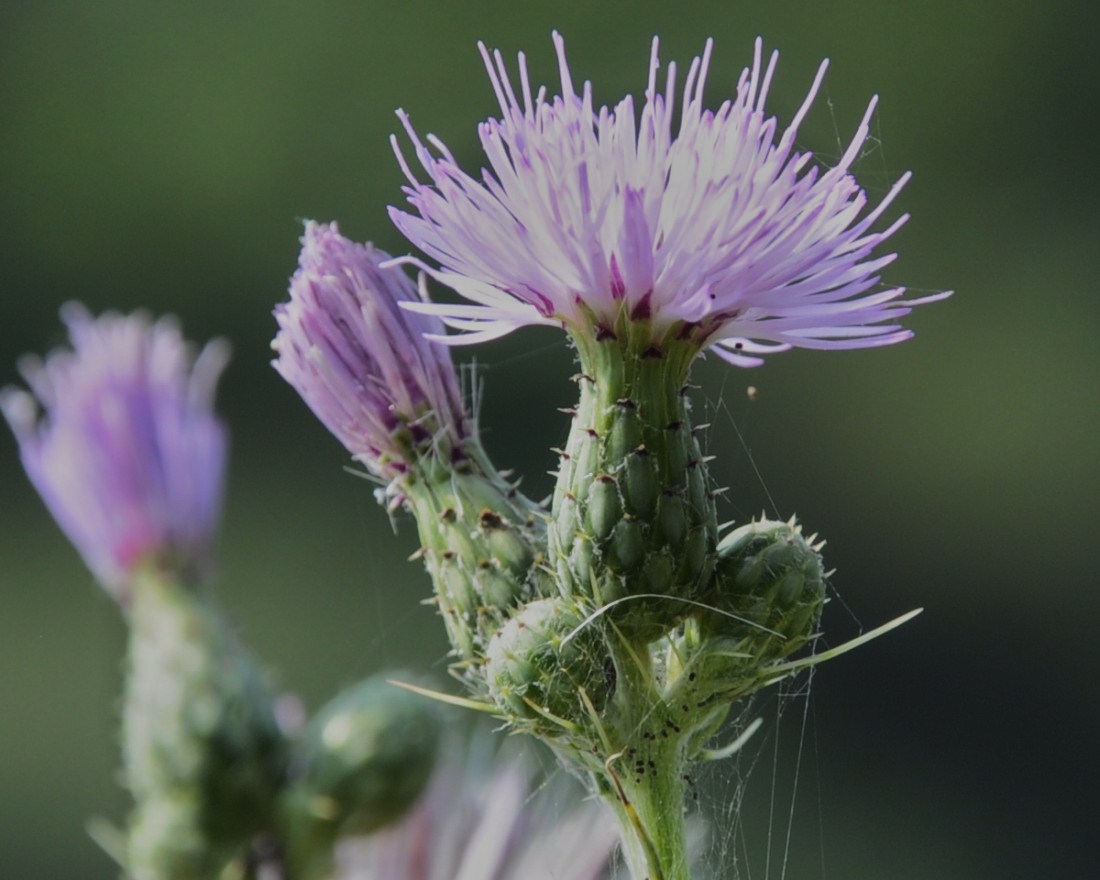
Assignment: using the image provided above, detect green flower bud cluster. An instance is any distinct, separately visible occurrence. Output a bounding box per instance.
[412,321,831,766]
[122,573,286,880]
[480,520,826,743]
[278,675,442,879]
[396,314,848,880]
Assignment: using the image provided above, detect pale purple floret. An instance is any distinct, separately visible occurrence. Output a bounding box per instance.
[1,304,229,599]
[273,222,467,489]
[334,743,619,880]
[389,33,950,365]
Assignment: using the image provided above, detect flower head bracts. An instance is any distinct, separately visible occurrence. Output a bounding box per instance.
[390,33,949,365]
[273,222,468,495]
[2,304,228,598]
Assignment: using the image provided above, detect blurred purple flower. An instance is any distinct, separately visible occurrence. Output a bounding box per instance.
[389,33,949,365]
[2,304,229,599]
[273,222,468,496]
[334,740,619,880]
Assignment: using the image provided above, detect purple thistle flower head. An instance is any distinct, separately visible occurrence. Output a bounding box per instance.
[389,33,950,365]
[273,222,468,498]
[2,304,229,600]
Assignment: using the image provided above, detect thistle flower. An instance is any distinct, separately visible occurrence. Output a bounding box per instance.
[273,221,468,497]
[2,304,229,598]
[390,33,949,364]
[333,738,619,880]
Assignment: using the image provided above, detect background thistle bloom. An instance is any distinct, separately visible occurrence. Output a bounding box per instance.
[273,221,469,498]
[3,304,285,879]
[1,303,229,598]
[391,33,948,364]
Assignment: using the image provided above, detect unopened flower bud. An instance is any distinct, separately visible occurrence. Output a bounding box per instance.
[705,518,827,666]
[280,675,441,878]
[275,222,546,673]
[273,221,469,506]
[486,598,612,734]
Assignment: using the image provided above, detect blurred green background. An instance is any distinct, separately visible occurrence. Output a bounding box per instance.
[1,1,1096,877]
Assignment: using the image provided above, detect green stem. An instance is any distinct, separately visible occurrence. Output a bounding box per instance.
[568,633,689,880]
[123,570,284,880]
[603,736,691,880]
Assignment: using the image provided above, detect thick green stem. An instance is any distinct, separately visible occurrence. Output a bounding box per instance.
[589,635,691,880]
[603,744,691,880]
[123,571,284,880]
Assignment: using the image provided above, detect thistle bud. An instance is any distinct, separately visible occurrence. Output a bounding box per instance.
[273,222,468,507]
[485,597,612,734]
[279,675,441,879]
[704,518,827,668]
